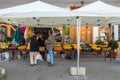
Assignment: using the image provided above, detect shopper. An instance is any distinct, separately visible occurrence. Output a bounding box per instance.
[38,33,45,59]
[29,35,39,66]
[45,30,55,65]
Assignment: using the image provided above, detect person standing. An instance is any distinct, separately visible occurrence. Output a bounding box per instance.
[38,33,45,59]
[45,30,55,65]
[30,35,39,66]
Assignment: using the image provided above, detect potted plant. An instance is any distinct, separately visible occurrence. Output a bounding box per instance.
[108,40,118,50]
[95,39,104,45]
[108,39,118,59]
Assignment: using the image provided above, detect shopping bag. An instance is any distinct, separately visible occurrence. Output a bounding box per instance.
[2,52,9,61]
[35,53,43,63]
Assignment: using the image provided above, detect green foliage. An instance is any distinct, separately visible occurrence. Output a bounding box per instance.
[95,39,104,45]
[108,40,118,50]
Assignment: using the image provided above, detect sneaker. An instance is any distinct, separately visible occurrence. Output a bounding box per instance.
[47,62,51,64]
[30,64,34,66]
[48,64,55,66]
[34,64,37,66]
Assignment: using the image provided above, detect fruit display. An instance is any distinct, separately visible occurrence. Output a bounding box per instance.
[104,41,108,47]
[54,47,63,51]
[102,47,111,52]
[18,45,26,50]
[98,45,107,48]
[54,42,63,51]
[63,44,72,50]
[0,42,8,49]
[89,44,101,51]
[80,43,92,51]
[71,44,82,51]
[54,42,62,47]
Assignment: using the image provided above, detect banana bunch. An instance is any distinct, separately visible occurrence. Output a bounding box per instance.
[99,45,107,48]
[18,45,26,50]
[63,44,72,50]
[72,44,82,51]
[54,42,62,47]
[0,42,8,49]
[102,47,111,52]
[90,44,101,51]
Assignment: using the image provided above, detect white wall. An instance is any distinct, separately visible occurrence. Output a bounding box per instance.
[113,25,119,40]
[93,26,98,43]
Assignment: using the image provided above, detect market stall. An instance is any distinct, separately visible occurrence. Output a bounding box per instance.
[0,0,73,61]
[0,0,120,76]
[71,0,120,75]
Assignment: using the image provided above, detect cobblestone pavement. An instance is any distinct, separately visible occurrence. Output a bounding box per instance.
[0,58,120,80]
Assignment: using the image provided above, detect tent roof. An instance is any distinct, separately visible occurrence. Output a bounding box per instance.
[5,17,120,27]
[0,0,71,18]
[6,17,75,27]
[1,1,120,26]
[74,0,120,17]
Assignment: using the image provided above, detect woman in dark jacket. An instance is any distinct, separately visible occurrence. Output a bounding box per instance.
[38,34,45,47]
[30,35,39,66]
[38,34,45,59]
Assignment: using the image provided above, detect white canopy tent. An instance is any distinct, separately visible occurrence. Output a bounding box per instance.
[1,1,120,24]
[1,1,120,26]
[0,0,72,18]
[1,1,120,27]
[0,0,75,27]
[72,0,120,75]
[0,0,82,75]
[0,0,80,75]
[73,0,120,17]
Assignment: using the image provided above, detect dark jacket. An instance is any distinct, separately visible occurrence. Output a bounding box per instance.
[38,38,45,47]
[30,38,39,51]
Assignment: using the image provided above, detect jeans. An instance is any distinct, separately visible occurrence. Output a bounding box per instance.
[48,50,54,64]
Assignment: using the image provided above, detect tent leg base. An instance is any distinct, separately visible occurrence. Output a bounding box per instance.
[70,67,86,76]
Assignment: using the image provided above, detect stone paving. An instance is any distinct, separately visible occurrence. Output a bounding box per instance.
[0,57,120,80]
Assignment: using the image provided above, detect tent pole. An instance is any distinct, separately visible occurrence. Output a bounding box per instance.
[76,16,81,75]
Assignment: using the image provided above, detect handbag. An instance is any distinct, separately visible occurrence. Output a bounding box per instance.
[39,47,45,51]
